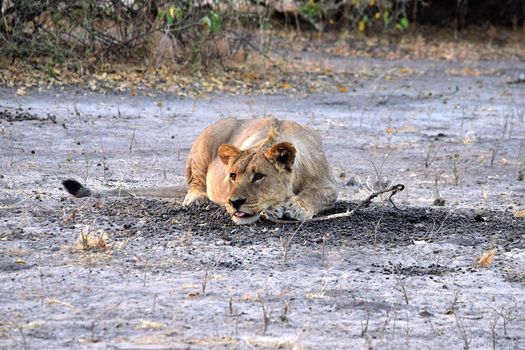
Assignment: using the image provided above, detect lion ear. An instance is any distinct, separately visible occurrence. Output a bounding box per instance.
[264,142,296,171]
[218,144,241,165]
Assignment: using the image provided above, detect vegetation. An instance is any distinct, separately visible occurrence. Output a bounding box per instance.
[0,1,247,68]
[1,1,523,70]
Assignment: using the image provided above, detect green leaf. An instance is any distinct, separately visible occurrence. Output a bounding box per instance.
[201,11,220,34]
[210,10,220,34]
[383,11,390,25]
[156,10,165,22]
[201,15,211,31]
[174,6,184,20]
[399,16,409,29]
[166,11,174,26]
[299,0,324,20]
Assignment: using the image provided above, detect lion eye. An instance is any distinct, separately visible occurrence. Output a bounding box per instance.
[229,173,237,181]
[252,173,265,182]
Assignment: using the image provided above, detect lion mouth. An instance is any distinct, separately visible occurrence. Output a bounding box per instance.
[234,211,251,217]
[231,210,260,225]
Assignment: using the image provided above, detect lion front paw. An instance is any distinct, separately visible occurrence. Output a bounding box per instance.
[265,197,314,222]
[183,191,209,207]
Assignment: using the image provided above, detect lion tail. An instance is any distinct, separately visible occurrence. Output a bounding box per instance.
[61,179,186,199]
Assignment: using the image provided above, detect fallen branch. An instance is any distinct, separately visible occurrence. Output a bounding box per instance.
[263,184,405,224]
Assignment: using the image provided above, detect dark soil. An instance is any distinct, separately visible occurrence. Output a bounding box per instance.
[0,107,56,123]
[50,197,524,252]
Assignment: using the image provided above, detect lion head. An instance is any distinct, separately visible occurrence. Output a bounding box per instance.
[218,141,297,224]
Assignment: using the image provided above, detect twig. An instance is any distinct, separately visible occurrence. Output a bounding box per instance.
[395,274,410,305]
[236,34,285,75]
[14,321,29,350]
[280,219,306,263]
[202,267,209,296]
[265,184,405,224]
[454,312,471,350]
[258,293,271,335]
[129,129,136,154]
[361,300,370,336]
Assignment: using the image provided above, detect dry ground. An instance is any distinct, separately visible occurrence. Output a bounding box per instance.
[1,49,525,349]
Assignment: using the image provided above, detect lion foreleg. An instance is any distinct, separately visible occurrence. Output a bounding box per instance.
[265,185,337,221]
[183,157,210,206]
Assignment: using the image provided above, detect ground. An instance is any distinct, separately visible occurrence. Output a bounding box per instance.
[1,39,525,349]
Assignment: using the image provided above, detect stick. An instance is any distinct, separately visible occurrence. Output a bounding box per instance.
[264,184,405,224]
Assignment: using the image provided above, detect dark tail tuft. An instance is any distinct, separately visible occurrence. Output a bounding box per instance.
[62,179,91,197]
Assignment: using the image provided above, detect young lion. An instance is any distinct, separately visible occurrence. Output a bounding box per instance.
[183,117,337,224]
[63,117,337,225]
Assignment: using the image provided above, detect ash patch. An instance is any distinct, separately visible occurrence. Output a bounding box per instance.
[380,262,461,276]
[57,198,524,250]
[504,271,525,283]
[0,258,35,272]
[0,106,56,123]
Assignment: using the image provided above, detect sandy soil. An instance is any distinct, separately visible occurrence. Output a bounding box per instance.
[1,56,525,349]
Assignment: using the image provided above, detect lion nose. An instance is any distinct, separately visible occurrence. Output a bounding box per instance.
[229,198,246,210]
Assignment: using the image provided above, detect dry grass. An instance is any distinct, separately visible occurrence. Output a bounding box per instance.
[5,246,30,257]
[72,226,109,252]
[134,320,166,330]
[476,247,497,268]
[475,236,498,268]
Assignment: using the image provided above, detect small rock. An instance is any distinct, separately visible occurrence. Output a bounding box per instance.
[419,309,434,317]
[433,198,446,206]
[474,214,486,222]
[346,176,359,187]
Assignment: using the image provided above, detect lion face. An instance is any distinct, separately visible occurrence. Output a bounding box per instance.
[218,142,297,225]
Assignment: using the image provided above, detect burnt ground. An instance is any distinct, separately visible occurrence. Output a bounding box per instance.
[1,55,525,349]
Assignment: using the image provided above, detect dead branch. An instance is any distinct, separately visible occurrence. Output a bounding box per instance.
[264,183,405,224]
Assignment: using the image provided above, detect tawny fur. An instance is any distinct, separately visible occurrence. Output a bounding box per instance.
[184,117,337,224]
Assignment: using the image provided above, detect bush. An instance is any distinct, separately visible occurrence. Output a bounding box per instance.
[0,0,256,68]
[297,0,412,33]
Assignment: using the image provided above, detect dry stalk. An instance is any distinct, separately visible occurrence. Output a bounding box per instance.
[257,293,271,335]
[490,142,499,167]
[360,300,371,336]
[495,303,516,336]
[369,152,393,187]
[426,210,452,240]
[13,320,29,350]
[229,296,234,316]
[202,267,209,296]
[280,300,290,322]
[151,293,157,316]
[433,170,445,205]
[373,216,382,245]
[129,129,136,154]
[39,268,45,306]
[394,273,410,305]
[454,312,471,350]
[73,98,80,119]
[88,302,122,343]
[425,142,442,168]
[6,316,29,350]
[452,153,461,186]
[280,219,306,263]
[490,311,500,350]
[320,233,331,266]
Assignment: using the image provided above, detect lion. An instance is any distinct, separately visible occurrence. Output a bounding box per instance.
[63,117,338,225]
